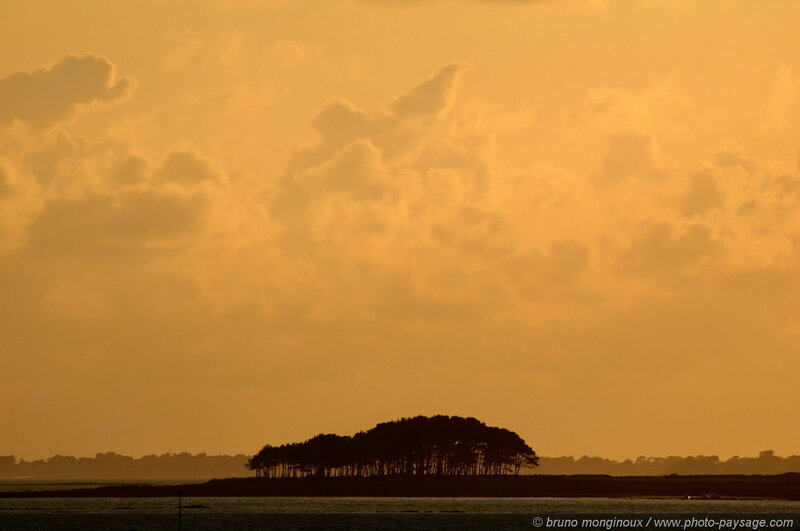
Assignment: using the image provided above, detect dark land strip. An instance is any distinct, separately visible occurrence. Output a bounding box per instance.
[1,474,799,500]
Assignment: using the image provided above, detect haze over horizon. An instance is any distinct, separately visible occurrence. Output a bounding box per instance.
[2,0,799,463]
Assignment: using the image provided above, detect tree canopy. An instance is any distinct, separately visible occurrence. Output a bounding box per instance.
[247,415,539,478]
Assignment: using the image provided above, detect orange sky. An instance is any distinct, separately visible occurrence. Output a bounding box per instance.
[1,0,798,461]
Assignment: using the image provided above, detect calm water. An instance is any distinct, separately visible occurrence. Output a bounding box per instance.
[0,496,798,530]
[0,479,202,493]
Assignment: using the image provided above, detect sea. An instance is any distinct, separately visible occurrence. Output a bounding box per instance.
[0,480,798,530]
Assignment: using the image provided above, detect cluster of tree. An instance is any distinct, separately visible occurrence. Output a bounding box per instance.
[247,415,539,478]
[0,452,250,479]
[537,451,800,476]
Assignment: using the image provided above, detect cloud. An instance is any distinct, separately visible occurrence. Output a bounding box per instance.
[714,151,755,174]
[679,170,724,217]
[310,98,372,148]
[0,54,134,129]
[26,185,213,260]
[755,67,797,134]
[593,131,660,187]
[0,118,229,259]
[619,222,720,279]
[392,62,470,118]
[0,155,42,252]
[503,241,590,300]
[296,139,393,202]
[0,157,14,197]
[290,62,471,175]
[157,147,227,186]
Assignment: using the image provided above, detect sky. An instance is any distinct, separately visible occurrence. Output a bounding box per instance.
[1,0,799,462]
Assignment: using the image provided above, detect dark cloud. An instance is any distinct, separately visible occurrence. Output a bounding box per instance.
[157,149,224,185]
[392,62,470,118]
[0,54,134,129]
[714,151,755,174]
[0,158,13,197]
[620,222,719,278]
[26,187,209,259]
[594,132,659,187]
[680,170,724,217]
[297,139,393,201]
[283,62,472,213]
[503,241,590,299]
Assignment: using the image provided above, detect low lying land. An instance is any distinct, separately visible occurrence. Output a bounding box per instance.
[1,474,799,500]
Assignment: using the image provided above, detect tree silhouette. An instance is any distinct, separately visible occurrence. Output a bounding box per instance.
[247,415,539,478]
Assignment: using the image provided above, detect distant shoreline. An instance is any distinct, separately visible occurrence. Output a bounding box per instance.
[1,474,798,500]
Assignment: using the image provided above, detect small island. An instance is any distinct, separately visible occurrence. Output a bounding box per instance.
[246,415,539,478]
